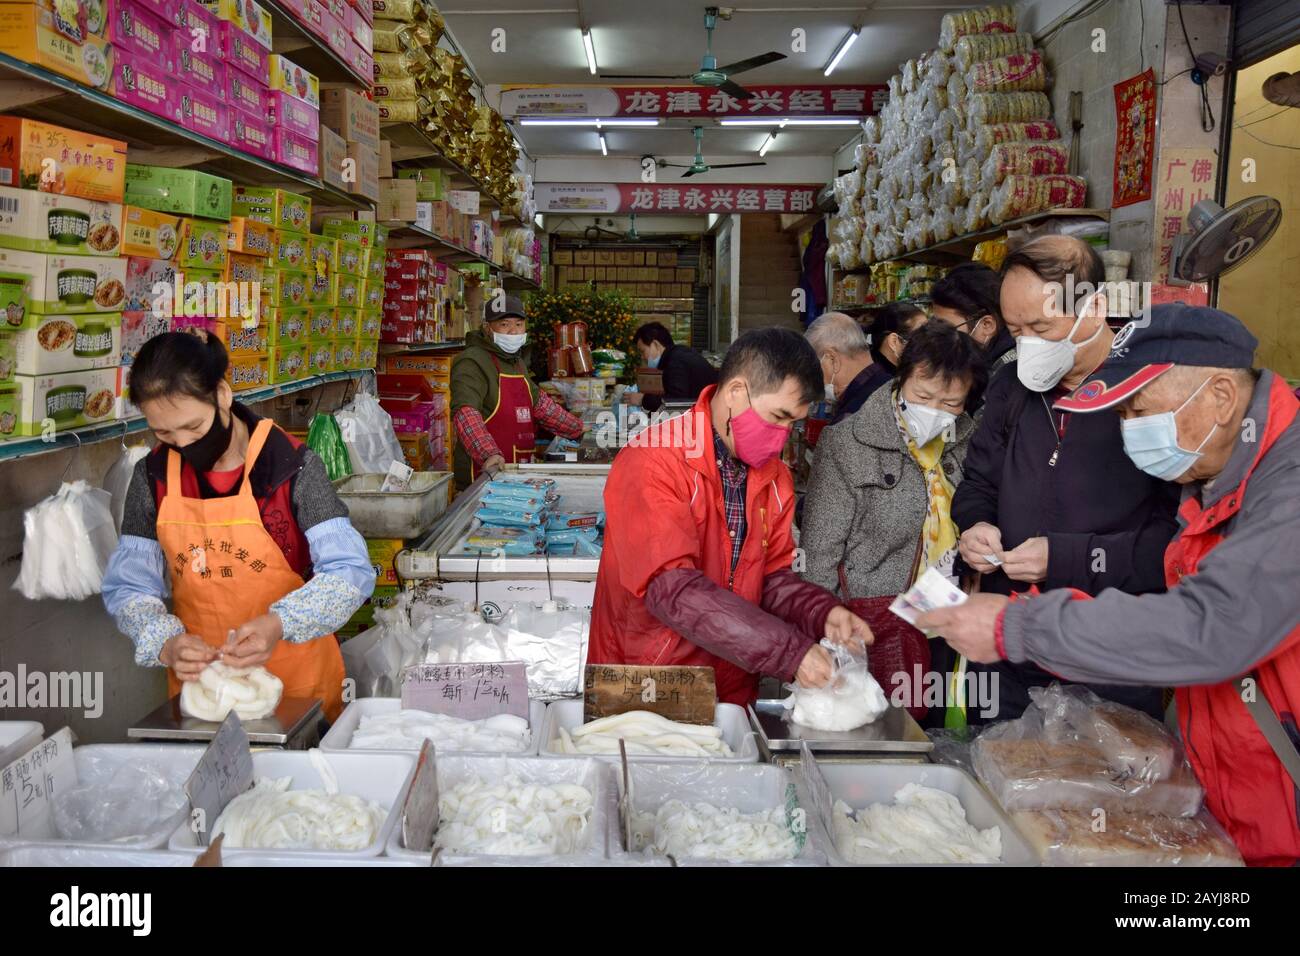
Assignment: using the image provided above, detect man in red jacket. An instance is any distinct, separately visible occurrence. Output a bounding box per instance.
[919,305,1300,865]
[589,327,873,706]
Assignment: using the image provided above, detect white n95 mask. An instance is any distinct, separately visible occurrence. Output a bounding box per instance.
[1016,293,1104,392]
[900,399,956,446]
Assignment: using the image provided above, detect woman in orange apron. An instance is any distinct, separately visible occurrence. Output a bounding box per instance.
[102,332,373,721]
[449,295,584,489]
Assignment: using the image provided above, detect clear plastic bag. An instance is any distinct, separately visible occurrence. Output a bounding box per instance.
[499,601,589,699]
[939,4,1017,52]
[953,31,1034,72]
[1012,808,1243,866]
[101,443,150,534]
[15,481,117,601]
[967,50,1048,93]
[987,174,1087,224]
[972,120,1061,154]
[980,141,1070,190]
[335,391,405,475]
[53,757,189,843]
[971,684,1204,817]
[970,91,1052,125]
[862,116,881,145]
[782,640,888,732]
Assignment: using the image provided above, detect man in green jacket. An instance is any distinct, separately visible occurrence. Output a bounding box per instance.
[450,295,584,489]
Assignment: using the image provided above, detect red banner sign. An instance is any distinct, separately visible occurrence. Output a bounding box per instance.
[534,182,821,215]
[1112,69,1157,208]
[500,84,886,118]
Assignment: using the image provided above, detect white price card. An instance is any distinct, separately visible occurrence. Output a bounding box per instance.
[0,727,76,841]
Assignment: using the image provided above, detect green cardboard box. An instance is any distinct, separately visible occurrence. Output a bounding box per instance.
[124,165,233,220]
[269,344,308,384]
[308,307,335,341]
[11,366,119,435]
[233,187,311,234]
[265,307,311,346]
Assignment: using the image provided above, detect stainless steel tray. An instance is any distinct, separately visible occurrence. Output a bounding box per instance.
[749,699,933,754]
[127,697,324,748]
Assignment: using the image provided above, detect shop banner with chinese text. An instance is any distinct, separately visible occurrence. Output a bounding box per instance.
[534,182,821,215]
[500,85,886,118]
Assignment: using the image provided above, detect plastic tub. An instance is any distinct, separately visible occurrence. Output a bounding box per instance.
[334,471,453,538]
[802,760,1039,866]
[0,744,205,852]
[537,701,761,764]
[168,751,415,859]
[0,721,43,769]
[609,762,827,867]
[385,754,608,864]
[0,846,428,867]
[319,698,546,757]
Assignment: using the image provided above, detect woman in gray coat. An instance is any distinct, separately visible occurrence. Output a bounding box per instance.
[802,320,989,600]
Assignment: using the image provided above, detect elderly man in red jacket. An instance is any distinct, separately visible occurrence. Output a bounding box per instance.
[919,305,1300,866]
[589,327,873,706]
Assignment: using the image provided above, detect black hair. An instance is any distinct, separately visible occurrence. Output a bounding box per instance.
[930,262,1005,332]
[718,327,823,405]
[896,319,989,410]
[130,331,229,405]
[1001,234,1105,288]
[634,321,674,349]
[867,302,927,364]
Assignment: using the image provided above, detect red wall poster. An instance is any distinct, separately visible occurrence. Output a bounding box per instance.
[1112,69,1157,207]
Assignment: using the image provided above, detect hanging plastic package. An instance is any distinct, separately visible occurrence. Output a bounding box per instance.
[783,640,889,732]
[15,481,118,601]
[101,442,151,534]
[307,412,353,481]
[500,601,589,700]
[334,391,405,475]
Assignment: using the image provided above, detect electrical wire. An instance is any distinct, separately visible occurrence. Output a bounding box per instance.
[1232,126,1300,152]
[1175,0,1216,133]
[1035,0,1114,46]
[1156,67,1193,87]
[1234,107,1293,130]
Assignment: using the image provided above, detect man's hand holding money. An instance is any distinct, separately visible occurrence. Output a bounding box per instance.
[916,593,1010,664]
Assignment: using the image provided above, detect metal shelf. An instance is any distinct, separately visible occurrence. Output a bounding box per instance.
[0,53,371,211]
[380,122,511,211]
[0,369,372,462]
[384,224,539,290]
[260,0,371,87]
[378,340,465,354]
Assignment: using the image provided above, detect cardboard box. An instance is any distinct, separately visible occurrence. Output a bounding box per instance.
[553,250,573,265]
[632,251,645,266]
[331,335,357,370]
[645,251,657,266]
[269,344,308,383]
[305,272,336,306]
[0,186,123,257]
[335,240,365,277]
[176,218,228,271]
[614,251,633,266]
[111,48,182,125]
[122,257,178,315]
[274,128,319,175]
[230,112,275,162]
[227,217,274,257]
[265,268,310,308]
[227,352,270,390]
[111,0,173,66]
[233,187,312,233]
[379,179,418,223]
[121,206,182,260]
[321,217,378,248]
[574,250,593,265]
[321,89,379,151]
[222,251,266,287]
[9,367,119,434]
[345,141,380,203]
[0,118,127,204]
[9,312,121,374]
[367,537,404,585]
[214,19,269,84]
[333,307,358,339]
[125,165,232,220]
[203,0,273,49]
[308,306,335,340]
[359,309,382,338]
[267,53,320,108]
[269,229,310,271]
[177,86,229,148]
[0,248,127,315]
[305,339,335,375]
[378,139,393,179]
[0,6,114,92]
[227,70,271,122]
[356,338,378,369]
[594,250,614,266]
[264,307,311,346]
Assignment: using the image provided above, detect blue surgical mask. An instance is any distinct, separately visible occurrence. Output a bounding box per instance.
[1120,375,1218,481]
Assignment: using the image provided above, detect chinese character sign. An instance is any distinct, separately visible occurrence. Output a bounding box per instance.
[499,85,885,118]
[534,182,821,215]
[1152,146,1215,306]
[1112,69,1156,208]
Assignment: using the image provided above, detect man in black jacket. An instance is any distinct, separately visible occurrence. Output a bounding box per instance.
[949,235,1179,723]
[628,322,718,413]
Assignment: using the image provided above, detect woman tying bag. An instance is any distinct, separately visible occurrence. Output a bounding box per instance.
[102,332,373,721]
[799,321,987,726]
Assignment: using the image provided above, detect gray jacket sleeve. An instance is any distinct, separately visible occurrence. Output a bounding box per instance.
[292,447,349,532]
[1001,462,1300,686]
[799,424,853,592]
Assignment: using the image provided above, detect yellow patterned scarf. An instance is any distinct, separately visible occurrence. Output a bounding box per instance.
[894,391,958,581]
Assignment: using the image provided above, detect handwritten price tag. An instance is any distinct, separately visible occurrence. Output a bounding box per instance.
[400,662,529,720]
[583,664,717,725]
[0,727,76,841]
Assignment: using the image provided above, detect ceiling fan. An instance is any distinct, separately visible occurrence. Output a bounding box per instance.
[600,6,785,101]
[652,126,767,178]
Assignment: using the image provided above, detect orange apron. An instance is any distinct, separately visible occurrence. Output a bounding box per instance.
[470,354,537,480]
[157,418,345,720]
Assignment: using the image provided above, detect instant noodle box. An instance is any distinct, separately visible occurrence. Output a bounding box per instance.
[0,118,127,204]
[227,217,273,257]
[306,272,336,307]
[0,248,127,315]
[0,333,15,385]
[359,309,381,339]
[212,319,267,355]
[120,206,182,260]
[307,306,334,340]
[267,53,319,108]
[0,5,114,92]
[335,273,362,309]
[234,187,311,233]
[0,383,17,436]
[223,251,266,288]
[269,229,310,270]
[176,218,228,271]
[268,344,307,383]
[321,219,377,247]
[307,234,337,278]
[0,185,123,257]
[333,307,357,339]
[266,268,309,308]
[119,309,171,364]
[305,339,334,376]
[361,280,383,311]
[124,165,233,220]
[331,336,356,371]
[10,366,119,434]
[10,311,122,375]
[202,0,272,49]
[264,306,309,346]
[173,34,226,99]
[227,352,270,390]
[111,49,183,125]
[356,338,377,370]
[123,257,177,316]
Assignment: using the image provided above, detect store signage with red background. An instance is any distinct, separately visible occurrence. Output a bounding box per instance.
[1112,69,1157,208]
[500,85,887,118]
[534,182,821,215]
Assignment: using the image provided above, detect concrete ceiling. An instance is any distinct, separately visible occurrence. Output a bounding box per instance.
[438,1,981,161]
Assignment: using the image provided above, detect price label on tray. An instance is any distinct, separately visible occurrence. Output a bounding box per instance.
[184,713,254,847]
[400,662,530,720]
[583,664,718,725]
[0,727,76,841]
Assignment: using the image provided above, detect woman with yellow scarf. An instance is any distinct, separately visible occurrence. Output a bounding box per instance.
[800,320,988,727]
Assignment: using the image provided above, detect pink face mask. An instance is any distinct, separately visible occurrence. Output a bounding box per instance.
[729,384,790,468]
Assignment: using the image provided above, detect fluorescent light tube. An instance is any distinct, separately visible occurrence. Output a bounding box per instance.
[758,133,775,156]
[824,27,860,76]
[582,29,597,75]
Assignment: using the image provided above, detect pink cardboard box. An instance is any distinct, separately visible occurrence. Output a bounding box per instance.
[131,0,174,23]
[346,5,371,50]
[268,90,319,138]
[215,20,269,85]
[273,128,318,174]
[111,48,181,123]
[226,70,270,122]
[230,112,274,160]
[171,0,214,36]
[173,32,226,99]
[318,7,349,60]
[179,84,230,143]
[110,0,173,67]
[350,0,371,26]
[344,38,372,83]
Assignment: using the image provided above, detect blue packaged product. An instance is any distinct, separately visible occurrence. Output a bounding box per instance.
[573,536,603,558]
[476,505,549,529]
[544,527,602,547]
[546,512,603,532]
